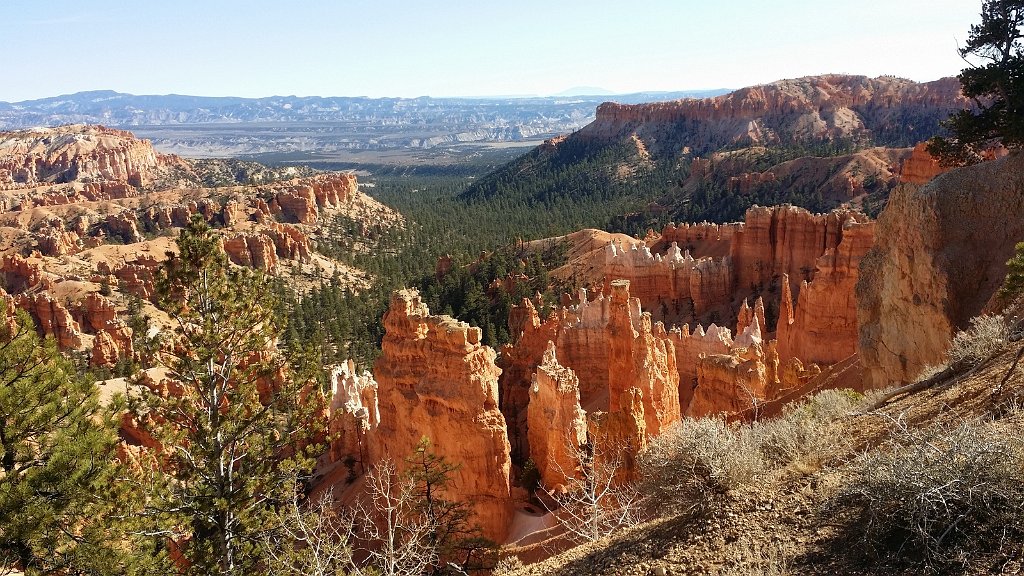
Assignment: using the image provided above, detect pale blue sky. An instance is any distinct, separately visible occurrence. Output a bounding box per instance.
[0,0,980,101]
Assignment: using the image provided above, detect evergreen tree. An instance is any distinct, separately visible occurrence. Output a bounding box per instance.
[405,438,495,574]
[0,305,150,574]
[929,0,1024,164]
[132,217,325,575]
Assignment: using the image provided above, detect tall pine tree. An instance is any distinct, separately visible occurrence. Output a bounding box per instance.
[132,217,325,575]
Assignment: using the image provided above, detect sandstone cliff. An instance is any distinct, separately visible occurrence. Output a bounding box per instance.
[580,76,965,155]
[0,125,188,189]
[899,142,949,184]
[777,217,875,365]
[857,152,1024,387]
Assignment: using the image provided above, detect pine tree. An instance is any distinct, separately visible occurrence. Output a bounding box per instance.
[929,0,1024,164]
[132,217,325,575]
[404,438,495,574]
[0,305,151,574]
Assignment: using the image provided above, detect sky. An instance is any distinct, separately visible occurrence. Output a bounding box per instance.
[0,0,982,102]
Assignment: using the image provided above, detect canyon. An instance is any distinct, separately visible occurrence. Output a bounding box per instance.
[321,200,884,545]
[4,89,1019,564]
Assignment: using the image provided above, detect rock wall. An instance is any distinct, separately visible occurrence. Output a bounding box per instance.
[729,205,868,293]
[501,280,679,473]
[777,218,875,365]
[580,76,965,153]
[858,152,1024,387]
[899,142,949,184]
[592,205,870,335]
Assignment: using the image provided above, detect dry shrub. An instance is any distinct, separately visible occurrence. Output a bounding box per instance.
[491,554,524,575]
[639,417,763,513]
[542,441,646,544]
[914,363,949,382]
[948,314,1009,369]
[756,389,862,468]
[831,416,1024,569]
[640,390,864,513]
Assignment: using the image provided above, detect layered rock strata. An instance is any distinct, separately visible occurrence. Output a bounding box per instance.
[580,75,965,153]
[776,217,875,365]
[371,289,513,541]
[502,281,683,477]
[0,125,186,189]
[858,152,1024,387]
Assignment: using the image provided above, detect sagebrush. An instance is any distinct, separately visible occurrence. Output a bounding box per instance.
[831,415,1024,568]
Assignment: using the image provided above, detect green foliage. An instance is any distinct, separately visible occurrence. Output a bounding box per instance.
[404,438,496,574]
[0,305,153,575]
[929,0,1024,164]
[131,217,325,575]
[1001,241,1024,300]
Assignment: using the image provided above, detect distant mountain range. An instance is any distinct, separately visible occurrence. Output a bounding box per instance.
[0,89,730,156]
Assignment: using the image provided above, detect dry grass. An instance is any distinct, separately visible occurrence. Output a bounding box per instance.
[639,417,764,513]
[492,554,525,575]
[756,388,862,469]
[639,389,865,515]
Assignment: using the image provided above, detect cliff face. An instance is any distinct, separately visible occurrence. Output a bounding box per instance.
[372,289,513,541]
[730,205,869,293]
[777,219,876,365]
[857,152,1024,387]
[581,76,965,154]
[0,125,187,189]
[501,281,681,479]
[899,142,949,184]
[565,206,871,337]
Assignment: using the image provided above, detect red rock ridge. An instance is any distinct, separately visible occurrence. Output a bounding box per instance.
[582,76,965,148]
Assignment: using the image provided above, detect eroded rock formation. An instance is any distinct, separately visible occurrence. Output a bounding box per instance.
[581,76,965,153]
[328,360,380,473]
[0,125,187,189]
[527,343,588,489]
[899,142,948,184]
[372,289,513,541]
[776,217,875,365]
[858,152,1024,387]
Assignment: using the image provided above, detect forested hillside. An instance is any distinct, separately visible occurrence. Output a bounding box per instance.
[461,75,967,225]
